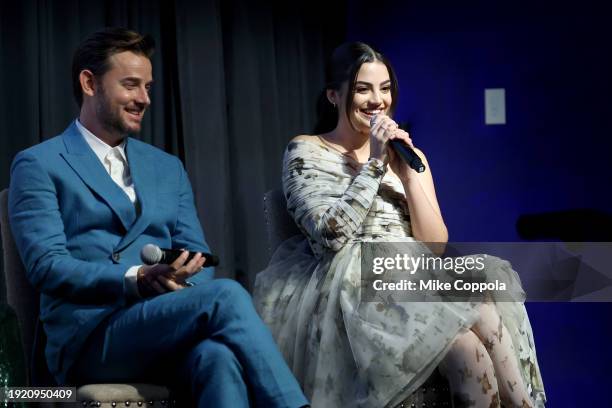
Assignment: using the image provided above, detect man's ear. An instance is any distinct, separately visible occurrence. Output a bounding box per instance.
[79,70,97,98]
[326,89,339,107]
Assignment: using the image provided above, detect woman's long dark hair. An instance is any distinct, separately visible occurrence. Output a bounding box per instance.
[314,42,399,134]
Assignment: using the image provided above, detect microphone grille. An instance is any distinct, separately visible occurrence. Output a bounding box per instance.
[140,244,162,265]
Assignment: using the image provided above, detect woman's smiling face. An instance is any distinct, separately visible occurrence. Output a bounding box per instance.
[342,61,393,133]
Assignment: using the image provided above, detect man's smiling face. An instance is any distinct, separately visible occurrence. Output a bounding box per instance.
[94,50,153,136]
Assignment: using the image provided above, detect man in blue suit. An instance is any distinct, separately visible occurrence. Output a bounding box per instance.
[8,28,308,408]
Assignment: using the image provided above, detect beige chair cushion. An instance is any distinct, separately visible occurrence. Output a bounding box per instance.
[77,383,171,406]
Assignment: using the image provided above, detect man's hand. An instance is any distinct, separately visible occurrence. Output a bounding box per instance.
[137,250,206,297]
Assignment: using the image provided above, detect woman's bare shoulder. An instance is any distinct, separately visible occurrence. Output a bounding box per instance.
[290,134,320,143]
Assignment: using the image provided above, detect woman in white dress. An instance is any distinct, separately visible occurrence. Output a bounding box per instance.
[254,42,545,408]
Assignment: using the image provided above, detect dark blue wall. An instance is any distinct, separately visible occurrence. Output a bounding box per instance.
[347,1,612,406]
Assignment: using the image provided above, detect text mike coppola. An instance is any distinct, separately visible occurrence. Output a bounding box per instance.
[140,244,220,267]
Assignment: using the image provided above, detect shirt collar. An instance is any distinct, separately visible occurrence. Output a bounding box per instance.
[75,119,128,163]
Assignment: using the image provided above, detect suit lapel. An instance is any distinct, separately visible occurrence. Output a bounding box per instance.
[60,122,137,231]
[114,138,156,252]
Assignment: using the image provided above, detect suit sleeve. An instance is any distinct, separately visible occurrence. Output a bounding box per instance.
[8,151,128,304]
[171,159,215,284]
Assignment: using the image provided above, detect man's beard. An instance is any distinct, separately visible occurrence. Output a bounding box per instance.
[95,85,139,136]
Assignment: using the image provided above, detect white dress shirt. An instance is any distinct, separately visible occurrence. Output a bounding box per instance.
[76,119,137,204]
[75,119,141,298]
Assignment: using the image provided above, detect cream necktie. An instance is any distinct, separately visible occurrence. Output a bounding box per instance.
[105,147,136,203]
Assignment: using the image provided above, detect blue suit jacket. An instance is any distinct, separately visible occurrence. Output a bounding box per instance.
[8,122,213,383]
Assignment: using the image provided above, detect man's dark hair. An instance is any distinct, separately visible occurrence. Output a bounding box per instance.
[72,27,155,107]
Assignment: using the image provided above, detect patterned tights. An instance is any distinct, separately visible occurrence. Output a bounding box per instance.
[439,304,533,408]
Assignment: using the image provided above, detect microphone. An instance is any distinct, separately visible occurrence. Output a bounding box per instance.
[140,244,220,267]
[389,139,426,173]
[371,116,426,173]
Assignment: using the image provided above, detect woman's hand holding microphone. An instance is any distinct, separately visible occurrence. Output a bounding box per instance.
[369,114,418,182]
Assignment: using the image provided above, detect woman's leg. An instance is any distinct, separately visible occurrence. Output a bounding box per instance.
[472,303,533,408]
[439,330,500,408]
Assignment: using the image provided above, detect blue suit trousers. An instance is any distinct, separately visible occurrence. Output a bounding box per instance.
[68,279,308,408]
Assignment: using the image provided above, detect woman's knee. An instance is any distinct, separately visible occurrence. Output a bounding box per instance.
[451,330,484,353]
[442,330,493,369]
[473,303,503,347]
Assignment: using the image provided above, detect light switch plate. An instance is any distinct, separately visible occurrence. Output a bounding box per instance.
[485,88,506,125]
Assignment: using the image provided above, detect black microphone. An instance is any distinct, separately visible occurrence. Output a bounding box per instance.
[389,139,426,173]
[140,244,220,267]
[371,116,426,173]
